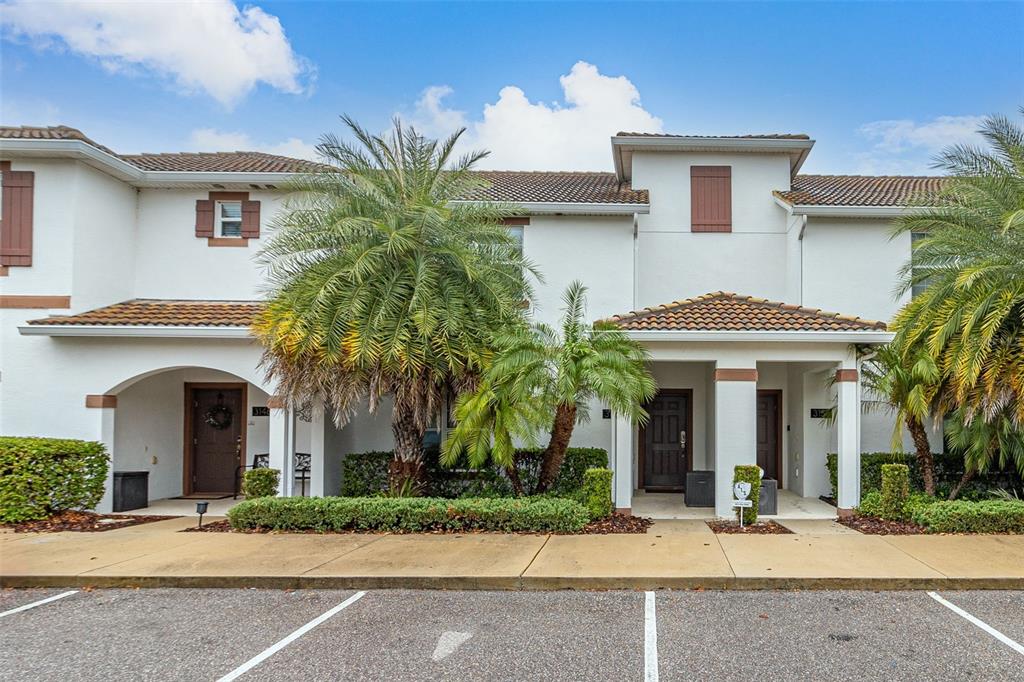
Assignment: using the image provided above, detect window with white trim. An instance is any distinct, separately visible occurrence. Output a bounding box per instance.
[911,231,930,298]
[216,201,243,238]
[507,225,524,256]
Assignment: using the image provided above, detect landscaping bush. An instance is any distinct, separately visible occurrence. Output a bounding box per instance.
[733,465,762,525]
[826,452,1023,499]
[581,468,612,520]
[242,468,280,498]
[880,464,910,521]
[227,495,590,533]
[912,500,1024,534]
[0,437,109,523]
[857,490,935,521]
[340,447,608,498]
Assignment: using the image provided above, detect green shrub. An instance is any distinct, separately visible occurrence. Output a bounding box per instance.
[242,468,280,498]
[227,495,590,533]
[912,500,1024,534]
[857,490,936,521]
[856,490,884,517]
[826,452,1023,499]
[581,468,612,520]
[733,465,762,525]
[340,447,608,498]
[880,464,910,521]
[0,437,109,523]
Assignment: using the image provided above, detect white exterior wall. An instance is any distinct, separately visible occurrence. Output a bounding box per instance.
[632,151,791,306]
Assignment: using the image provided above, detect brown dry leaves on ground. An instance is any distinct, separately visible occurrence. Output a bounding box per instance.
[3,510,177,533]
[837,515,926,535]
[706,520,793,534]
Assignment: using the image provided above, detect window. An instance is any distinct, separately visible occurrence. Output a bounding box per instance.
[690,166,732,232]
[507,225,524,256]
[216,201,243,238]
[911,232,930,297]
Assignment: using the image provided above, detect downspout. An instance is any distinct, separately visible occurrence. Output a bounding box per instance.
[632,211,639,310]
[798,214,807,305]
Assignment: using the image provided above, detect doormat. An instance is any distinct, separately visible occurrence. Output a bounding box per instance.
[170,494,233,500]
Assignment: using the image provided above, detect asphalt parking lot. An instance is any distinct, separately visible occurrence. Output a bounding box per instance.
[1,588,1021,681]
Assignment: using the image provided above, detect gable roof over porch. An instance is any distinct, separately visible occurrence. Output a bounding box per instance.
[21,299,262,337]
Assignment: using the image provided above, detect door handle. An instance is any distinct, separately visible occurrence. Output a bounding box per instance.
[679,430,687,450]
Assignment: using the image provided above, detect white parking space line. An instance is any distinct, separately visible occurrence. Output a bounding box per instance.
[0,590,77,619]
[644,591,659,682]
[928,592,1024,657]
[215,591,367,682]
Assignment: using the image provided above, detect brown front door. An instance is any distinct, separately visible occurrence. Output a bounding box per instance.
[756,390,781,483]
[642,390,691,491]
[188,386,244,493]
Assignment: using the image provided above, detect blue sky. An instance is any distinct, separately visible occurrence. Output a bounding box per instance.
[1,1,1021,174]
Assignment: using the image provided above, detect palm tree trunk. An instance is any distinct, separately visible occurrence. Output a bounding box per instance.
[906,417,936,496]
[536,403,577,493]
[948,469,975,501]
[505,464,525,496]
[389,408,425,494]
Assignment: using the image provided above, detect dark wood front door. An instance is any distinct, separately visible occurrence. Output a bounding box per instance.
[756,390,781,484]
[188,385,244,494]
[642,390,691,491]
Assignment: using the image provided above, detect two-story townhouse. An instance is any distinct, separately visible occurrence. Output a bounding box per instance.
[0,125,943,517]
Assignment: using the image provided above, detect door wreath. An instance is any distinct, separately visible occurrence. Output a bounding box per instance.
[204,394,233,430]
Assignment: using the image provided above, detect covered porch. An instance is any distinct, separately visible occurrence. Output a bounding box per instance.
[606,293,893,518]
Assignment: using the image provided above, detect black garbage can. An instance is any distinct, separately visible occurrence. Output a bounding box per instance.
[759,478,778,515]
[113,471,149,512]
[685,471,715,507]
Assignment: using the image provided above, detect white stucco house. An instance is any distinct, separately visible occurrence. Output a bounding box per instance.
[0,125,944,518]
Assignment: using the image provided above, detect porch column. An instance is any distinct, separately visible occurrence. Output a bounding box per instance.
[309,399,327,497]
[268,396,295,497]
[835,365,861,514]
[87,395,118,513]
[713,365,758,517]
[612,412,633,514]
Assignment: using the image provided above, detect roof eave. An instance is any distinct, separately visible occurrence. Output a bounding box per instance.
[611,136,816,182]
[19,324,254,339]
[448,200,649,215]
[622,329,893,343]
[788,204,927,218]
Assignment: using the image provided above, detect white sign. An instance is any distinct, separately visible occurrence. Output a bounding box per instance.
[733,481,752,500]
[732,500,753,508]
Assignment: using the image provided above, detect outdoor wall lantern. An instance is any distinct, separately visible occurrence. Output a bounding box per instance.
[196,501,209,528]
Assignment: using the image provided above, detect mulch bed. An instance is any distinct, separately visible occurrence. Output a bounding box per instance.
[2,510,177,533]
[181,513,652,535]
[706,520,793,535]
[837,514,926,535]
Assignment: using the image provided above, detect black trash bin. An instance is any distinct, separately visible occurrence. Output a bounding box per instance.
[759,478,778,515]
[685,471,715,507]
[113,471,149,512]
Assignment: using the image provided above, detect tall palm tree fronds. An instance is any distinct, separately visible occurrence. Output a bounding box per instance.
[892,109,1024,425]
[254,116,537,489]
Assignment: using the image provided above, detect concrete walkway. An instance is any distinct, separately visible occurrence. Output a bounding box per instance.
[3,517,1023,590]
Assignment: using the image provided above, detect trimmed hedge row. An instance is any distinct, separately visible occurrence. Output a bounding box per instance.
[880,464,910,521]
[340,447,608,498]
[227,495,590,533]
[581,468,612,520]
[0,437,109,523]
[911,500,1024,534]
[826,452,1023,499]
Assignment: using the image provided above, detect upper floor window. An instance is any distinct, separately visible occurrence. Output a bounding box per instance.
[910,231,930,298]
[217,201,243,238]
[507,225,524,255]
[690,166,732,233]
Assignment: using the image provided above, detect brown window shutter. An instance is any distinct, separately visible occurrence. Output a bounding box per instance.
[240,200,261,238]
[0,168,35,266]
[690,166,732,233]
[195,199,214,237]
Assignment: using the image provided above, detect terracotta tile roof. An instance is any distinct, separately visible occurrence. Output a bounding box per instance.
[776,175,947,207]
[462,171,648,204]
[28,299,263,327]
[121,151,316,173]
[0,125,121,156]
[616,132,811,140]
[608,292,887,332]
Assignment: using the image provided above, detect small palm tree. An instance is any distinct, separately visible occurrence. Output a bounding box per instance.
[254,116,535,492]
[444,281,656,494]
[860,344,942,495]
[892,109,1024,426]
[944,406,1024,499]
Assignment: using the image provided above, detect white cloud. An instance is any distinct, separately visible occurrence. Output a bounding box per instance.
[188,128,318,160]
[0,0,313,107]
[855,114,985,174]
[410,61,663,170]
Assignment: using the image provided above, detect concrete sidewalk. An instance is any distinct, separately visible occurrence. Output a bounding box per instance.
[3,518,1023,590]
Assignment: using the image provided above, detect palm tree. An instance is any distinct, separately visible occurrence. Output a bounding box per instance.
[254,116,534,492]
[860,344,942,495]
[944,406,1024,499]
[892,109,1024,427]
[443,281,656,494]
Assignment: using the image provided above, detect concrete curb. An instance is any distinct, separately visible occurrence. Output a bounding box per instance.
[5,574,1023,591]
